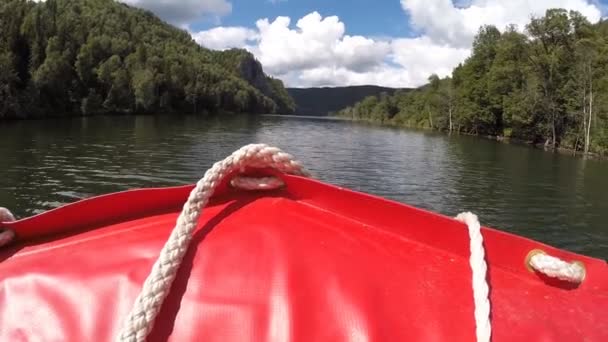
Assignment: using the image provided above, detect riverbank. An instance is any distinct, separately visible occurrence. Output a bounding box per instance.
[338,116,608,161]
[0,109,248,122]
[334,12,608,160]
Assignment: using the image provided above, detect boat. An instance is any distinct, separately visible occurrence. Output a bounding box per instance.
[0,144,606,342]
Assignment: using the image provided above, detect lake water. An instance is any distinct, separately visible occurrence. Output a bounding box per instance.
[0,114,606,259]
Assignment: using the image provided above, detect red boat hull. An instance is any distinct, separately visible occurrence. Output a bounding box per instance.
[1,174,607,341]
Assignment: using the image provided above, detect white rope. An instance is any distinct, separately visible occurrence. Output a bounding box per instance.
[0,229,15,248]
[455,212,492,342]
[453,212,587,342]
[0,207,15,222]
[528,252,586,283]
[117,144,309,342]
[0,207,16,248]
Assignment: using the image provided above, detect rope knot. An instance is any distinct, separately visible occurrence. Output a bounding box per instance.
[527,250,586,284]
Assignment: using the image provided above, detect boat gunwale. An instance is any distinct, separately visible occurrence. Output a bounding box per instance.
[2,173,606,291]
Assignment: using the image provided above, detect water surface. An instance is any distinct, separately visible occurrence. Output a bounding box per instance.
[0,115,606,258]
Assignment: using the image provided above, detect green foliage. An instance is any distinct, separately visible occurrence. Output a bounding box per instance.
[337,10,608,155]
[267,77,296,113]
[0,51,19,118]
[0,0,294,118]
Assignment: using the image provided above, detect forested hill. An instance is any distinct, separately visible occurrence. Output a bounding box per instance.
[288,86,405,116]
[338,9,608,156]
[0,0,294,119]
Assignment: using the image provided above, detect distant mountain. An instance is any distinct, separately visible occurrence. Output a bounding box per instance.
[287,85,409,116]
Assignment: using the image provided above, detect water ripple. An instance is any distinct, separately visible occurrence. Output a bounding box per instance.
[0,115,606,259]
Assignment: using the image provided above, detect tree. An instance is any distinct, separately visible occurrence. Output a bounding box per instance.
[427,74,440,128]
[527,9,577,148]
[81,88,103,115]
[335,9,608,155]
[0,52,19,118]
[568,11,603,154]
[132,69,156,111]
[488,26,534,138]
[0,0,294,119]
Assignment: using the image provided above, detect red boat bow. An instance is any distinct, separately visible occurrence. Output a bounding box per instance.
[0,145,606,342]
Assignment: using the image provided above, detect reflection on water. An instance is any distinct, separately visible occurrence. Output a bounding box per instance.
[0,114,606,258]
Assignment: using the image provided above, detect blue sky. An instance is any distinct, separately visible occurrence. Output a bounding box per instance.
[122,0,608,88]
[190,0,413,39]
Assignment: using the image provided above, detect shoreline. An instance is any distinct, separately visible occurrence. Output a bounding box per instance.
[3,112,606,161]
[338,117,608,161]
[0,110,247,122]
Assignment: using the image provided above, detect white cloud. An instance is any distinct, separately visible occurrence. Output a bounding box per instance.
[390,37,470,85]
[117,0,600,88]
[121,0,232,26]
[253,13,347,75]
[192,27,258,50]
[250,13,393,77]
[191,1,602,88]
[274,36,469,88]
[401,0,602,48]
[192,11,471,87]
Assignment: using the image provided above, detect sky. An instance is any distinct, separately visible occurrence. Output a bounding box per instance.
[121,0,608,88]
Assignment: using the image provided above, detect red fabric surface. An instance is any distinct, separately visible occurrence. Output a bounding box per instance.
[1,175,606,341]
